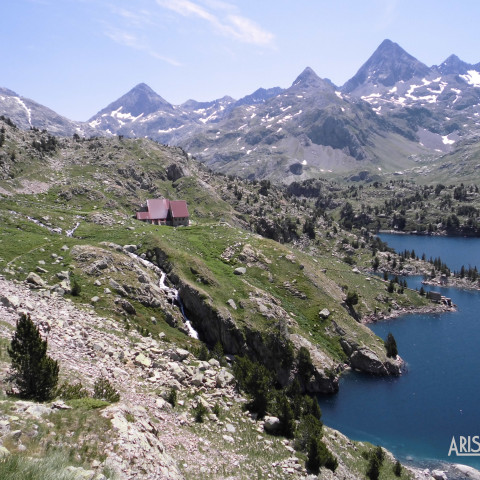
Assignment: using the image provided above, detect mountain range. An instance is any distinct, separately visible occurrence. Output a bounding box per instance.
[1,39,480,183]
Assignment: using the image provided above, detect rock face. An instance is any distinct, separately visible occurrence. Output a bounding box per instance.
[340,338,402,376]
[174,277,339,394]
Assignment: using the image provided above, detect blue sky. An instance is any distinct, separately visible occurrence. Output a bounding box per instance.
[2,0,480,121]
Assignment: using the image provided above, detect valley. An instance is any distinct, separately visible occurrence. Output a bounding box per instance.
[1,37,480,479]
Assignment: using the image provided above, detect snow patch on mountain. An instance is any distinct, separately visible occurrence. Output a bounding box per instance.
[110,106,144,122]
[15,97,32,126]
[460,70,480,87]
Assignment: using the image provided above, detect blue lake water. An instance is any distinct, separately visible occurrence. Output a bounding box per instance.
[318,234,480,469]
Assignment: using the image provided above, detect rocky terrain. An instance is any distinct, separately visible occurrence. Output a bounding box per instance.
[0,116,474,479]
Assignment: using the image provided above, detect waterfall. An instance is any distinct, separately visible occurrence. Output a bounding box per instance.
[66,222,80,237]
[158,273,199,339]
[125,252,199,339]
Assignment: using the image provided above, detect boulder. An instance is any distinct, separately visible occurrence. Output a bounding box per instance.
[123,244,137,253]
[453,464,480,480]
[234,267,246,275]
[56,271,70,280]
[319,308,330,319]
[169,348,190,362]
[0,295,20,309]
[432,470,448,480]
[166,163,185,182]
[25,404,52,418]
[26,272,46,287]
[227,298,237,310]
[191,373,204,387]
[263,416,281,434]
[350,348,387,375]
[135,353,152,368]
[216,369,235,388]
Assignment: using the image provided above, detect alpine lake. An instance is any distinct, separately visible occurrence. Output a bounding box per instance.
[318,233,480,470]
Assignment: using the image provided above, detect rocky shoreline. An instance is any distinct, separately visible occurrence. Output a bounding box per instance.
[423,277,480,292]
[361,302,457,325]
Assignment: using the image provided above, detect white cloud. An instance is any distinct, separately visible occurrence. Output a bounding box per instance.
[104,27,182,66]
[156,0,275,46]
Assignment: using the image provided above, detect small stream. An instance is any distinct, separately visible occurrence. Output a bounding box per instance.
[125,252,199,339]
[158,272,199,339]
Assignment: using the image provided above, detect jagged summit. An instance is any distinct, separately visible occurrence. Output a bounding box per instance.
[91,83,173,120]
[291,67,334,91]
[437,54,472,75]
[342,39,430,92]
[234,87,284,107]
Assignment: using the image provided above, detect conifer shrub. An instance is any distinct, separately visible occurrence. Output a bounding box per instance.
[8,313,59,402]
[192,402,208,423]
[93,377,120,403]
[233,356,273,418]
[167,387,177,407]
[295,414,323,453]
[274,394,296,438]
[56,381,89,400]
[393,459,402,476]
[366,445,385,480]
[297,346,315,384]
[345,290,359,307]
[306,436,338,474]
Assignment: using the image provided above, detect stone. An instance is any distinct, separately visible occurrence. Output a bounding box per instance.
[135,353,152,368]
[225,423,236,433]
[91,296,100,304]
[36,266,48,274]
[61,245,69,251]
[319,308,330,319]
[123,244,137,253]
[25,404,52,418]
[119,299,136,315]
[350,348,387,375]
[52,400,72,410]
[263,416,281,434]
[26,272,46,287]
[234,267,246,275]
[216,369,235,388]
[227,298,237,310]
[222,434,235,444]
[432,470,448,480]
[453,464,480,480]
[0,295,20,309]
[56,271,70,280]
[191,373,204,386]
[169,348,190,362]
[208,358,220,368]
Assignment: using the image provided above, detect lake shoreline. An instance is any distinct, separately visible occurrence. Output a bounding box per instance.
[361,302,457,325]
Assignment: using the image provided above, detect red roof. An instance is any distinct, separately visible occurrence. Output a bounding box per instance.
[136,211,151,220]
[146,198,170,220]
[170,200,189,218]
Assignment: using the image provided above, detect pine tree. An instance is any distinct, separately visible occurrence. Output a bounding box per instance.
[8,313,59,402]
[385,333,398,358]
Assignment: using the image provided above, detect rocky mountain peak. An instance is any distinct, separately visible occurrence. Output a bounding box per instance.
[234,87,284,107]
[91,83,173,120]
[437,54,472,75]
[342,39,430,92]
[291,67,334,91]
